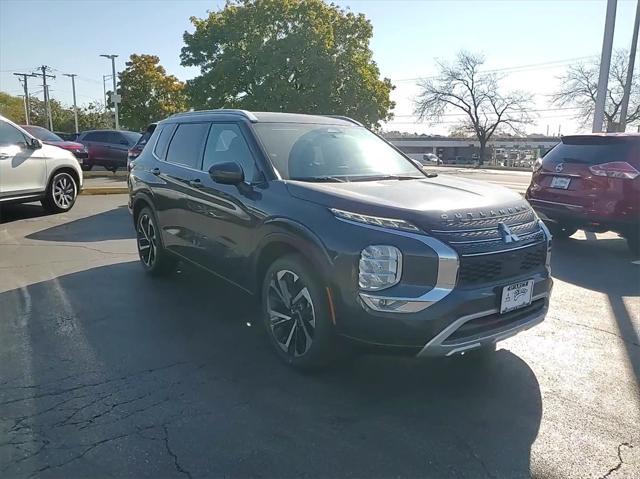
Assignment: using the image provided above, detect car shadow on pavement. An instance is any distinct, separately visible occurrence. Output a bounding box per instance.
[24,205,134,242]
[0,202,48,224]
[551,235,640,391]
[0,261,542,478]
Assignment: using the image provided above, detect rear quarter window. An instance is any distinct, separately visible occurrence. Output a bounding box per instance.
[153,124,177,160]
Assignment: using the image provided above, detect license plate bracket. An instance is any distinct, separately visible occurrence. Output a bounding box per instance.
[500,280,534,314]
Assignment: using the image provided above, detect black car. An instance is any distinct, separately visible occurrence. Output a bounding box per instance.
[77,129,142,172]
[129,110,552,370]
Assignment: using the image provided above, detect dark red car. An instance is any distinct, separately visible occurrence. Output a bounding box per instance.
[526,133,640,254]
[21,125,88,163]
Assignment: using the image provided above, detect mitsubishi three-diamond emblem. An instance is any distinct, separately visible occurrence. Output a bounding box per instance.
[498,222,520,244]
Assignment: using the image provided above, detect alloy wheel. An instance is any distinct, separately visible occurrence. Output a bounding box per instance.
[137,213,157,268]
[266,269,316,357]
[53,174,76,209]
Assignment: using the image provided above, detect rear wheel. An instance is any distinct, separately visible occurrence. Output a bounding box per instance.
[546,221,577,239]
[136,207,175,276]
[81,164,93,171]
[262,254,338,371]
[41,172,77,213]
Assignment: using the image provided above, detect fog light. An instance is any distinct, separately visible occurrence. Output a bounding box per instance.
[359,245,402,291]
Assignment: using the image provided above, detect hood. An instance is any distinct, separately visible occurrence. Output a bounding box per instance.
[285,175,529,230]
[44,140,85,150]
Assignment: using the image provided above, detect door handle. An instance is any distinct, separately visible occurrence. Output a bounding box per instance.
[151,167,161,176]
[189,178,202,188]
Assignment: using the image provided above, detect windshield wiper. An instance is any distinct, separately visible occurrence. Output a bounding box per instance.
[350,174,424,182]
[290,176,349,183]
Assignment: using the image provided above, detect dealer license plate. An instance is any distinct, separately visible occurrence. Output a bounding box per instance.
[550,176,571,189]
[500,280,534,314]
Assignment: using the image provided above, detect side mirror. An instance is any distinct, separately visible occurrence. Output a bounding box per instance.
[209,161,245,185]
[28,138,42,150]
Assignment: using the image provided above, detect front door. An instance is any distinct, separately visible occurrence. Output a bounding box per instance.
[0,121,47,197]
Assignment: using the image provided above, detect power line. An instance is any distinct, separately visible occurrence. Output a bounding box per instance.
[392,55,598,83]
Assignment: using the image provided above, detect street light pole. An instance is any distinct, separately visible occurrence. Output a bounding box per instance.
[618,0,640,132]
[63,73,79,133]
[593,0,618,132]
[100,54,119,130]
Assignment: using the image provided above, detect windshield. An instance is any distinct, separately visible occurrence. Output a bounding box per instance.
[22,125,62,142]
[253,123,423,180]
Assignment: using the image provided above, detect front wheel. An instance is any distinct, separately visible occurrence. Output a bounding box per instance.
[262,254,338,370]
[41,172,78,213]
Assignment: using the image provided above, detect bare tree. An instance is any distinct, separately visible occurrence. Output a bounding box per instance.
[414,51,533,165]
[553,50,639,131]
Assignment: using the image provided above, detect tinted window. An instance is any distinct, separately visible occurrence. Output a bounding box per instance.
[0,121,27,146]
[136,125,157,147]
[120,131,142,145]
[84,131,110,142]
[253,123,421,180]
[545,139,638,165]
[22,125,62,142]
[153,124,176,160]
[165,123,209,169]
[203,124,256,181]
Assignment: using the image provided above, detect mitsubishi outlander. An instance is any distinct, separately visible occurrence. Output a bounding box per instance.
[129,110,553,370]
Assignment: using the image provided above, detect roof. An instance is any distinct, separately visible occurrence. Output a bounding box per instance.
[167,109,361,126]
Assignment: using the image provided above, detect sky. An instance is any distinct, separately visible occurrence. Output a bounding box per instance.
[1,0,638,135]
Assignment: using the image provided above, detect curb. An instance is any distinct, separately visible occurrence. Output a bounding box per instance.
[81,187,129,195]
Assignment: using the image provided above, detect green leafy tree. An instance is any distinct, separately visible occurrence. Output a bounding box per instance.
[0,92,26,123]
[118,54,189,131]
[181,0,394,128]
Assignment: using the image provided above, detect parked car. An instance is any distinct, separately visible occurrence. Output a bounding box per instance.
[419,153,440,166]
[127,123,157,171]
[129,110,552,370]
[0,116,83,212]
[526,133,640,254]
[21,125,88,165]
[77,129,142,172]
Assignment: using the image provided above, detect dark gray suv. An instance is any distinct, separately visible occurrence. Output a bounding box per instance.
[129,110,553,370]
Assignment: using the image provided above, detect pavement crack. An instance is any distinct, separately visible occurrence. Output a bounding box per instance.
[599,442,633,479]
[163,425,192,479]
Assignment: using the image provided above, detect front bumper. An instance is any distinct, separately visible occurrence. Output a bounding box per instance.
[329,219,552,357]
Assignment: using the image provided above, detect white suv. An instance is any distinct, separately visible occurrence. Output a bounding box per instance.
[0,116,83,213]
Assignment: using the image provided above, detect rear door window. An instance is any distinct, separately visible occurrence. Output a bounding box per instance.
[84,131,110,142]
[165,123,209,169]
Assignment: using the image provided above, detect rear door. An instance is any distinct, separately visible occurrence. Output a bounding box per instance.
[152,122,210,259]
[106,131,130,168]
[81,131,110,165]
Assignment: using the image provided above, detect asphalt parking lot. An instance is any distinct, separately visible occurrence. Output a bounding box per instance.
[1,194,639,479]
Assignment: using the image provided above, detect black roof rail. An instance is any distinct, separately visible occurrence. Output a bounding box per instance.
[169,109,258,122]
[325,115,363,126]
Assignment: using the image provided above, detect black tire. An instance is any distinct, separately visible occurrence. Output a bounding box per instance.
[81,164,93,171]
[135,207,175,276]
[546,221,577,239]
[261,254,338,371]
[41,171,78,213]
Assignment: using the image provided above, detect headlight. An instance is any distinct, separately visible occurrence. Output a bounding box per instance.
[359,245,402,291]
[331,208,419,232]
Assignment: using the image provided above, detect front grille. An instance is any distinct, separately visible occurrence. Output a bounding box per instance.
[431,206,546,255]
[458,243,547,286]
[444,299,546,343]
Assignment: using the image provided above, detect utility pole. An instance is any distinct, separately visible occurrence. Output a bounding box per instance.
[593,0,617,132]
[39,66,56,130]
[100,54,119,130]
[63,73,79,133]
[13,73,37,124]
[619,0,640,132]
